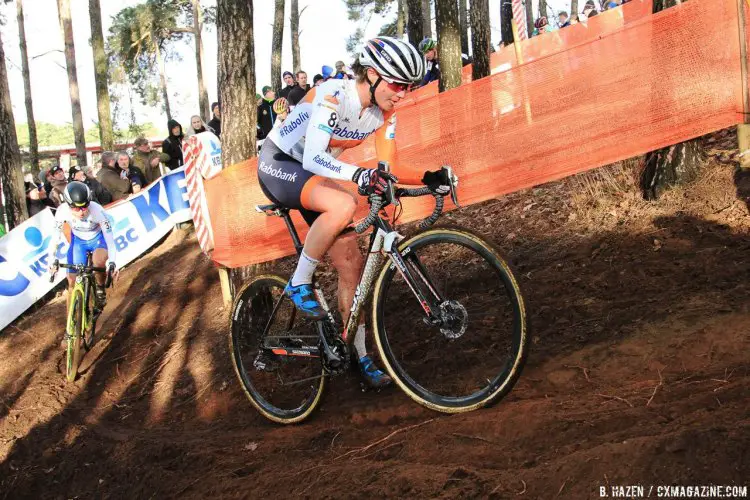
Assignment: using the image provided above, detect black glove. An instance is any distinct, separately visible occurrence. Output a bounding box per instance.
[353,168,398,196]
[422,169,452,195]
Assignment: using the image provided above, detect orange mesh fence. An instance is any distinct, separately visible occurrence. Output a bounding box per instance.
[406,0,655,104]
[207,0,744,268]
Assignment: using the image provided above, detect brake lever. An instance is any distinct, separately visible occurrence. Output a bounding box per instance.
[442,165,460,208]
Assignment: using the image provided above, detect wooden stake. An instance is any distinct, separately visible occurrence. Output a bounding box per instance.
[218,266,232,307]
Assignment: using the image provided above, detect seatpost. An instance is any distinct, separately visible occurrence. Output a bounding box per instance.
[281,212,304,256]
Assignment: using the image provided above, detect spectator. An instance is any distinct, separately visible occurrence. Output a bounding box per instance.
[279,71,297,100]
[532,17,556,36]
[417,37,471,87]
[162,119,184,170]
[90,158,103,179]
[321,65,334,81]
[313,74,324,87]
[604,0,621,9]
[186,115,214,137]
[25,181,48,216]
[132,136,171,184]
[207,102,221,137]
[117,151,147,194]
[288,71,311,106]
[583,1,598,18]
[558,11,570,28]
[334,60,348,79]
[45,165,68,207]
[97,152,131,201]
[68,165,112,205]
[296,71,310,92]
[257,86,277,140]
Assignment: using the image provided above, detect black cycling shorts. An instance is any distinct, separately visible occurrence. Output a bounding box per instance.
[257,140,323,226]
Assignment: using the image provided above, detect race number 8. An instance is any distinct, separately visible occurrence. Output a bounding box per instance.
[328,112,337,128]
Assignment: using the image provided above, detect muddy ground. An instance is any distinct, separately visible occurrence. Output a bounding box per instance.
[0,129,748,499]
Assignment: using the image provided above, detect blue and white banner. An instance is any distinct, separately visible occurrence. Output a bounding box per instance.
[0,167,192,332]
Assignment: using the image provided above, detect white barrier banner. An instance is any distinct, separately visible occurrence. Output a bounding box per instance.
[0,167,191,332]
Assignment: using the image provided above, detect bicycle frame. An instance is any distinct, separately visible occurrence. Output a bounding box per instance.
[336,216,445,344]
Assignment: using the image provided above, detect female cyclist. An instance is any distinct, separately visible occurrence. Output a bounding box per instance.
[257,37,451,388]
[47,182,118,318]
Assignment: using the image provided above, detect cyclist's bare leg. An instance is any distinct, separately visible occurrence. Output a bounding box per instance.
[327,231,364,322]
[300,179,358,260]
[92,248,108,286]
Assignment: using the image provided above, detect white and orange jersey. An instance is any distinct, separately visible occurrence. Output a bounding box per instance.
[266,78,406,183]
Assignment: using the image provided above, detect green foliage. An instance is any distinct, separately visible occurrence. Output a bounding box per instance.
[342,0,395,56]
[15,122,160,148]
[343,0,392,21]
[107,0,192,104]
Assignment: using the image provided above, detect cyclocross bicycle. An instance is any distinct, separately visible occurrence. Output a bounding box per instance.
[230,164,529,424]
[51,252,113,382]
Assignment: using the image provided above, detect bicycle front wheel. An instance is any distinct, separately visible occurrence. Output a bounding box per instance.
[82,283,97,351]
[66,288,85,382]
[230,274,326,424]
[372,227,529,413]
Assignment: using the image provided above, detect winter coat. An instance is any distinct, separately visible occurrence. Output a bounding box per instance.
[163,119,185,170]
[97,165,131,202]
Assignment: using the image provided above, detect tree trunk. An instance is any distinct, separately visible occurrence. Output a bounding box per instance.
[470,0,490,80]
[218,0,263,289]
[0,33,28,228]
[436,0,461,92]
[406,0,424,47]
[524,0,534,38]
[218,0,256,166]
[458,0,469,55]
[16,0,38,174]
[153,37,172,121]
[57,0,87,166]
[500,0,514,44]
[291,0,301,73]
[271,0,285,96]
[396,0,406,38]
[192,0,210,122]
[538,0,547,22]
[640,0,704,200]
[89,0,114,152]
[422,0,432,38]
[571,0,578,16]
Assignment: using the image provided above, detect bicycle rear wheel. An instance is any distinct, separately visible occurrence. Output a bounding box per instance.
[66,289,85,382]
[372,228,529,413]
[230,274,326,424]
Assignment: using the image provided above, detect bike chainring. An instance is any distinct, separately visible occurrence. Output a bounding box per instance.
[321,319,350,375]
[439,300,468,339]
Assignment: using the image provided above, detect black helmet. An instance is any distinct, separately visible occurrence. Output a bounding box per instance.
[63,181,91,208]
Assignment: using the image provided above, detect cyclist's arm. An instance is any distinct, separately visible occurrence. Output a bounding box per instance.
[374,110,424,185]
[301,97,360,181]
[89,203,117,266]
[46,205,68,267]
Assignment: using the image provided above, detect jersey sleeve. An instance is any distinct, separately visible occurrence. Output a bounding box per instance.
[46,205,67,266]
[90,203,117,264]
[300,92,360,182]
[374,111,424,185]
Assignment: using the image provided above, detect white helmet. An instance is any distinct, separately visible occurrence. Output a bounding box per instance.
[358,37,425,84]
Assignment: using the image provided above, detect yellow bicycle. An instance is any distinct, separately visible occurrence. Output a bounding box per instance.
[51,252,113,382]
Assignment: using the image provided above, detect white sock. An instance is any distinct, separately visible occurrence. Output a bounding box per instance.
[354,323,367,359]
[290,251,319,287]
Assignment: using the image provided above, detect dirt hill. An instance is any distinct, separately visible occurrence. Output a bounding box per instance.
[0,129,748,499]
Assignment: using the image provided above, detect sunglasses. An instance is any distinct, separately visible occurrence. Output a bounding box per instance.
[380,75,413,93]
[70,205,89,212]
